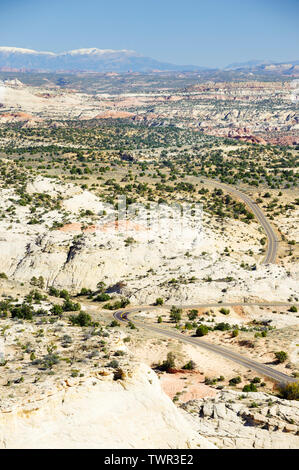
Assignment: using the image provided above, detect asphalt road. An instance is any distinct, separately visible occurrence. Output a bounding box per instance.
[110,183,290,383]
[200,178,279,264]
[114,303,298,384]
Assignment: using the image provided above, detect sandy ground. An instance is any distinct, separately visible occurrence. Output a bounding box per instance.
[160,371,217,401]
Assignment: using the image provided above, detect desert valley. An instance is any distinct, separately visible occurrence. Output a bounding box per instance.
[0,48,298,450]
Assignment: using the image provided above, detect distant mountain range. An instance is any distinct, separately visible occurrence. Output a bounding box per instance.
[225,60,273,69]
[225,59,299,74]
[0,47,298,75]
[0,47,206,73]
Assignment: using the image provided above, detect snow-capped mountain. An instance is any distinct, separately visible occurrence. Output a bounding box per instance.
[0,47,203,72]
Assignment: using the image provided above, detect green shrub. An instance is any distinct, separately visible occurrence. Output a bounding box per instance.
[103,298,130,310]
[250,401,259,408]
[251,377,261,384]
[182,360,196,370]
[219,307,230,315]
[242,383,258,392]
[62,299,81,312]
[60,289,70,300]
[114,350,125,356]
[51,304,63,316]
[204,377,217,385]
[42,353,60,369]
[11,303,34,320]
[279,382,299,400]
[196,324,209,336]
[229,376,241,386]
[70,312,92,327]
[93,293,111,302]
[275,351,288,363]
[215,322,231,331]
[159,352,176,372]
[48,286,60,297]
[169,306,182,323]
[30,276,44,288]
[78,287,92,296]
[187,309,198,321]
[26,290,47,303]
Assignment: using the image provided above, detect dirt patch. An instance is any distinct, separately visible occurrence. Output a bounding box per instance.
[58,220,148,233]
[160,371,217,402]
[232,305,246,318]
[94,111,135,119]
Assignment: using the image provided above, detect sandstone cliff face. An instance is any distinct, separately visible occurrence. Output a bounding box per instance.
[0,364,215,449]
[0,177,298,304]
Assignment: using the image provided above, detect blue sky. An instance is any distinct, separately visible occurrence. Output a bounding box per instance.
[0,0,298,67]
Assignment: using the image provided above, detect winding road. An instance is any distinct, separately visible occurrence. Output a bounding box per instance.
[200,178,279,264]
[114,303,298,385]
[110,182,294,384]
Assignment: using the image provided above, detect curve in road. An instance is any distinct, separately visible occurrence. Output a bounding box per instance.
[200,178,279,264]
[109,182,288,383]
[114,303,298,385]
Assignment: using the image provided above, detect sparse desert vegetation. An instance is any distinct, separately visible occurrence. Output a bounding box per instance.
[0,68,298,450]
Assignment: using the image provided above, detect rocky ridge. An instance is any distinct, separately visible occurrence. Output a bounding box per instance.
[181,390,299,448]
[0,361,215,449]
